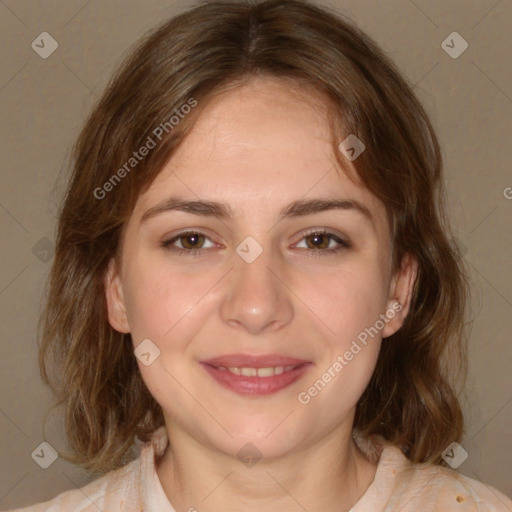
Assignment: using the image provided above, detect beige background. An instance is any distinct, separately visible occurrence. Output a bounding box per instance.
[1,0,511,509]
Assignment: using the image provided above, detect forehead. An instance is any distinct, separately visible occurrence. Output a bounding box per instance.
[132,77,388,231]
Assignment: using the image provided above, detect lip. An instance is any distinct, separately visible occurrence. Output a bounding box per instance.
[200,353,313,396]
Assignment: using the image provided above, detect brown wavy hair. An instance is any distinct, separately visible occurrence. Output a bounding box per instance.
[38,0,470,475]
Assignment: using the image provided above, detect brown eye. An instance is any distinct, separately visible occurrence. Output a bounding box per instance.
[295,230,350,256]
[161,230,215,255]
[179,232,206,249]
[305,232,331,250]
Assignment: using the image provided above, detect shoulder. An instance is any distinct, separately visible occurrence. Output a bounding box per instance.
[395,459,512,512]
[375,445,512,512]
[352,432,512,512]
[5,456,142,512]
[5,425,170,512]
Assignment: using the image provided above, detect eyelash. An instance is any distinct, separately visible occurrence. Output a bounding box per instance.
[161,229,350,257]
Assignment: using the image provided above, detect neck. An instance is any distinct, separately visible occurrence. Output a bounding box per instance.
[155,423,378,512]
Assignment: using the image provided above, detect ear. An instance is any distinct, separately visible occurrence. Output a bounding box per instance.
[382,253,418,339]
[104,258,130,333]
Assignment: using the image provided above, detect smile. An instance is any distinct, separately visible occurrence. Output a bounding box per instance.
[200,355,313,396]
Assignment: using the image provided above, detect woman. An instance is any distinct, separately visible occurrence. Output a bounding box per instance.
[10,0,512,510]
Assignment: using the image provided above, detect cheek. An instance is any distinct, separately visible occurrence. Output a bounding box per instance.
[298,275,385,420]
[122,255,223,348]
[121,257,187,341]
[298,263,388,400]
[309,263,390,343]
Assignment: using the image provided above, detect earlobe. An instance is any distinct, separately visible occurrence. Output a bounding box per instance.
[382,253,418,339]
[104,258,130,333]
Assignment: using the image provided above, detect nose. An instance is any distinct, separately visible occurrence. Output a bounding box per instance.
[219,238,294,336]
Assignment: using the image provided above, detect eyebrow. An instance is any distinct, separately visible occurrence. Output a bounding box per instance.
[140,196,374,225]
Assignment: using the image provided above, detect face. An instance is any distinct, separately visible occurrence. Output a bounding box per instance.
[105,76,417,460]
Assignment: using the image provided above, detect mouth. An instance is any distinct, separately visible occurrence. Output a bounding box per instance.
[200,354,313,396]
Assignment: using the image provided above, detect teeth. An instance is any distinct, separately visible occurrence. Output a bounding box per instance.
[220,365,297,377]
[256,367,274,377]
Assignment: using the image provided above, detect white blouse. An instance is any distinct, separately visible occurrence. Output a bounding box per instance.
[8,425,512,511]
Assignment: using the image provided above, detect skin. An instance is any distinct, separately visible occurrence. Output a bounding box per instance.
[105,76,418,512]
